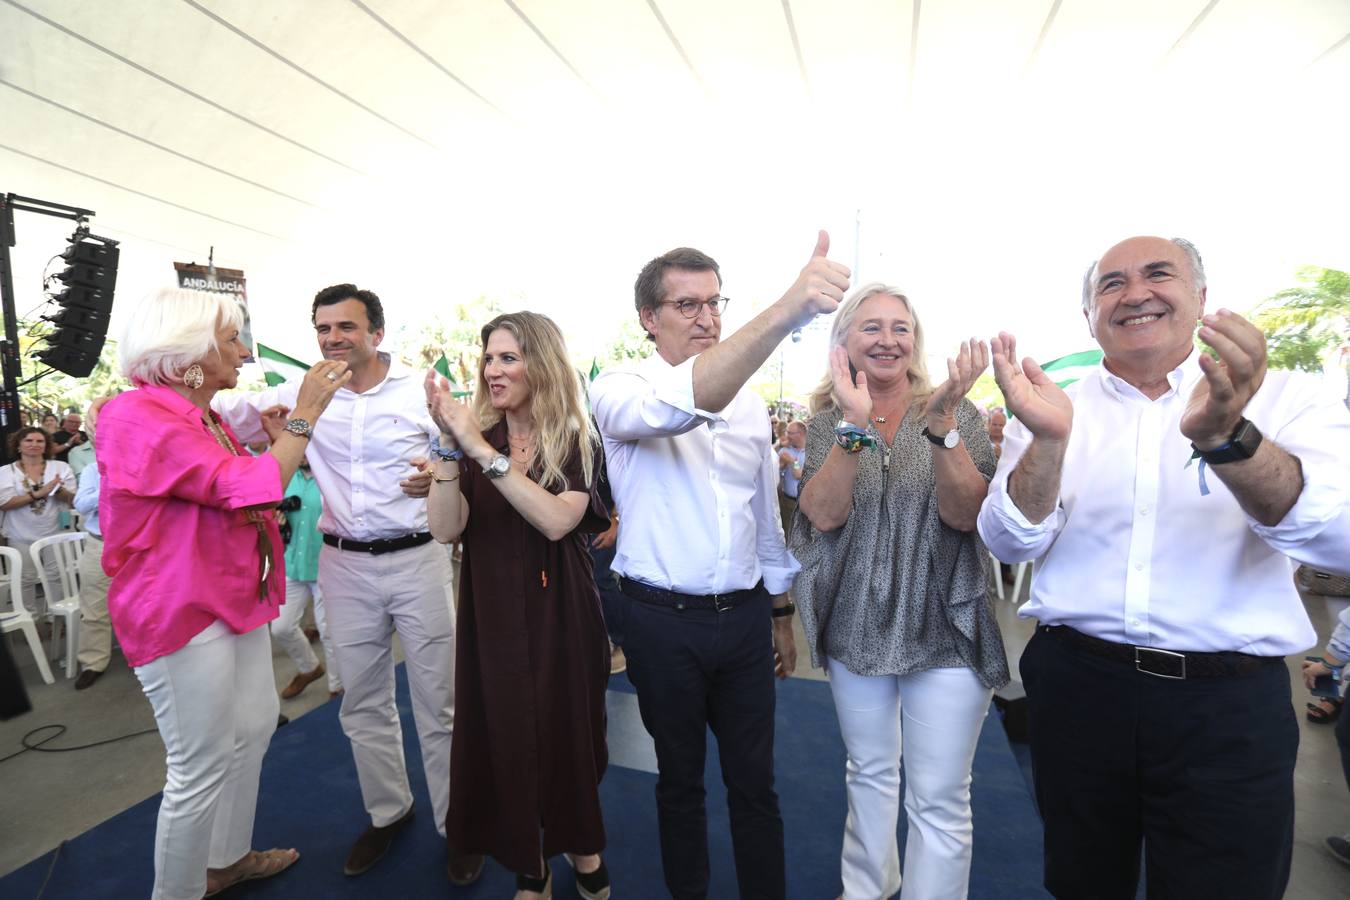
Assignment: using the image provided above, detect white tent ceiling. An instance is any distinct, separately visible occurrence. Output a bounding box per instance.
[2,0,1348,371]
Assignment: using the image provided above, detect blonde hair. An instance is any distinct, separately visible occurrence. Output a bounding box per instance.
[807,283,933,415]
[471,311,597,493]
[119,288,244,386]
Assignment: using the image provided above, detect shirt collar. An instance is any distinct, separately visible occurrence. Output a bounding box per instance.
[1096,349,1199,403]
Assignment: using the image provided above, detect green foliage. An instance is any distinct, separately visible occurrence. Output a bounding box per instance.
[17,319,130,419]
[391,295,504,389]
[1251,266,1350,372]
[598,320,656,368]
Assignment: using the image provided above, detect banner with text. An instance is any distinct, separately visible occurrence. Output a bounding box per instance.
[173,262,255,361]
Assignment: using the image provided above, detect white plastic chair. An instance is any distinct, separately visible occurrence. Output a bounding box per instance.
[0,545,54,684]
[30,532,86,679]
[990,551,1031,604]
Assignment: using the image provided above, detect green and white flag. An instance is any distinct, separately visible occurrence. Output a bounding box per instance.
[433,353,455,382]
[256,344,309,387]
[1040,348,1103,389]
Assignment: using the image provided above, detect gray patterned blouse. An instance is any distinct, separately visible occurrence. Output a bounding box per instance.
[788,398,1010,689]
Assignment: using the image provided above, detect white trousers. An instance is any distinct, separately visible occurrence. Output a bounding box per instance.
[271,578,342,693]
[318,540,454,835]
[135,622,280,900]
[826,660,992,900]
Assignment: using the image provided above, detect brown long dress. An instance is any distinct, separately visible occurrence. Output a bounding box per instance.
[446,421,611,876]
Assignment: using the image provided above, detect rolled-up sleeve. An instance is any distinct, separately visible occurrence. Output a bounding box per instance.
[211,383,296,444]
[590,356,726,441]
[1247,380,1350,574]
[753,438,800,595]
[977,419,1065,564]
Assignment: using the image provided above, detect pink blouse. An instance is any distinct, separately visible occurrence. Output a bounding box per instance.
[98,384,285,667]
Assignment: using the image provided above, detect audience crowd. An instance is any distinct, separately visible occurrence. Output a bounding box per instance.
[5,231,1350,900]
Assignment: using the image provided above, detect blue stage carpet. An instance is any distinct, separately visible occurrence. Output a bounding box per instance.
[3,668,1047,898]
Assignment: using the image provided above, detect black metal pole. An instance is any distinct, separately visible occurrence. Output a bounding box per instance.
[0,195,23,461]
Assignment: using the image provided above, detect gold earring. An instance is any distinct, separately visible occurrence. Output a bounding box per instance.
[183,364,205,390]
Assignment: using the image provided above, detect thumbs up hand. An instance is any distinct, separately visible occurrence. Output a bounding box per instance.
[780,230,851,325]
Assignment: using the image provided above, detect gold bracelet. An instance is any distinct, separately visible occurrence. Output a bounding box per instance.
[431,471,460,484]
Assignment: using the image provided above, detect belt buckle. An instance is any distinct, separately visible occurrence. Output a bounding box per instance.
[713,593,734,613]
[1135,646,1186,680]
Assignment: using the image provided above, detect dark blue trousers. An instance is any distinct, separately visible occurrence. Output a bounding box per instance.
[622,586,784,900]
[589,542,625,647]
[1020,627,1297,900]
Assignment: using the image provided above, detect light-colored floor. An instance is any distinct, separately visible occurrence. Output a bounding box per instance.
[2,583,1347,897]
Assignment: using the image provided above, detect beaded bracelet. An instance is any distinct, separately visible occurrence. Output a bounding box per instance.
[833,421,877,454]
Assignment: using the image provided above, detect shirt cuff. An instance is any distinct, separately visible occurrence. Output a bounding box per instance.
[218,454,284,510]
[761,555,802,596]
[1248,476,1348,549]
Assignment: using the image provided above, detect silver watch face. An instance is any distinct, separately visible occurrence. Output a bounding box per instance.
[487,454,510,476]
[285,418,312,437]
[942,429,960,449]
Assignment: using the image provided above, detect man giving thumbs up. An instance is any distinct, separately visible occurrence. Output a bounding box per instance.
[589,235,850,899]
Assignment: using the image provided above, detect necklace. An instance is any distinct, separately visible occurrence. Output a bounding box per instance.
[202,413,276,602]
[17,461,47,512]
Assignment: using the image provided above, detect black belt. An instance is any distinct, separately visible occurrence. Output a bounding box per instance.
[1041,625,1280,680]
[322,532,433,555]
[619,576,764,612]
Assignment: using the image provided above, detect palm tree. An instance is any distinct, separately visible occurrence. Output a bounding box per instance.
[1252,266,1350,407]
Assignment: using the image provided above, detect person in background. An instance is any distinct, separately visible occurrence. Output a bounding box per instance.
[66,405,98,479]
[99,287,349,899]
[73,398,113,689]
[269,457,342,701]
[0,427,75,614]
[1302,604,1350,865]
[39,412,59,435]
[777,420,807,536]
[51,412,88,462]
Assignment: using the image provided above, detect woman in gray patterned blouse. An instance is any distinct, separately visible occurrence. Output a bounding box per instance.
[793,283,1009,900]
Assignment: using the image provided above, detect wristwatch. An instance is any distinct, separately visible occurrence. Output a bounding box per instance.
[483,453,511,479]
[1192,417,1262,464]
[283,418,312,440]
[921,426,960,449]
[771,601,796,619]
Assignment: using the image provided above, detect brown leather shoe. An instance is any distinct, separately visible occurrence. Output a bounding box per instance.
[447,850,485,885]
[74,668,104,690]
[280,664,325,700]
[343,805,414,876]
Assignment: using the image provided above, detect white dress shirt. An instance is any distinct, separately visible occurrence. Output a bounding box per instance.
[214,355,436,541]
[590,353,800,596]
[978,352,1350,656]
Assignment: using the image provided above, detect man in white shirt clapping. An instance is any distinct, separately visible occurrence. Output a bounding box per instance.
[590,234,849,899]
[978,236,1350,900]
[215,284,482,885]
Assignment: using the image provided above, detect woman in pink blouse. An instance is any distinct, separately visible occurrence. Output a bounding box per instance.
[98,288,350,900]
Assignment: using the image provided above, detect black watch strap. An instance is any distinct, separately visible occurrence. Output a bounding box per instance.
[1192,417,1262,465]
[771,601,796,618]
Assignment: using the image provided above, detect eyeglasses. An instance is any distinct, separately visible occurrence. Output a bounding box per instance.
[663,297,730,319]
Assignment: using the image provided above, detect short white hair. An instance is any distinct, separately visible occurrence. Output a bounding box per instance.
[119,288,244,386]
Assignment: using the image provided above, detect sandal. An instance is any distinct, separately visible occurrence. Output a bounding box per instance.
[515,868,553,899]
[205,848,300,897]
[1306,698,1343,724]
[565,853,611,900]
